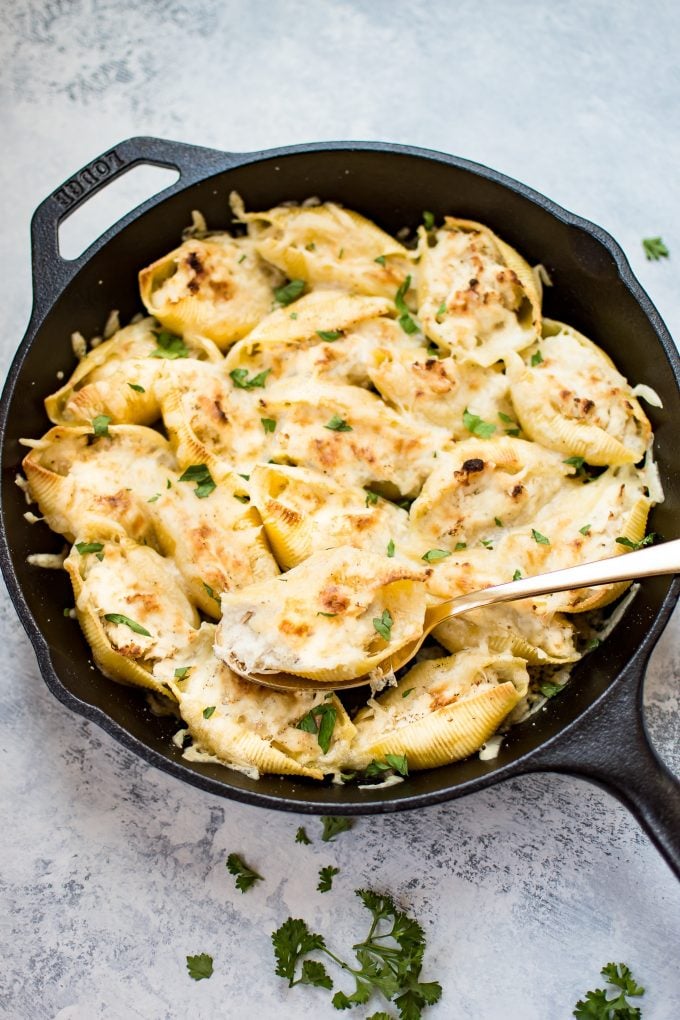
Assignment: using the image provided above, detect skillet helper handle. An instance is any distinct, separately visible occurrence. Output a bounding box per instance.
[524,650,680,880]
[29,136,237,317]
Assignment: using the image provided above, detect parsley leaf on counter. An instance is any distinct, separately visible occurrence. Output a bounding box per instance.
[573,962,644,1018]
[103,613,151,637]
[463,408,497,438]
[317,865,339,893]
[226,853,263,893]
[373,609,393,641]
[395,276,418,335]
[274,279,305,305]
[178,463,216,499]
[151,331,189,359]
[321,816,353,842]
[325,413,353,431]
[296,703,337,754]
[295,826,312,845]
[186,953,213,980]
[272,888,442,1018]
[642,236,669,261]
[230,367,271,390]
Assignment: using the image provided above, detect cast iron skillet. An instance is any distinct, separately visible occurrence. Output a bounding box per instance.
[1,137,679,877]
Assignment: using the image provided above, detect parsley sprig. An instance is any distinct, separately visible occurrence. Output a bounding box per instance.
[274,279,306,305]
[615,533,657,551]
[642,237,669,261]
[317,865,339,893]
[226,853,263,893]
[230,367,271,390]
[178,463,216,498]
[573,962,644,1018]
[463,408,497,438]
[186,953,213,980]
[296,703,338,754]
[394,276,419,335]
[151,331,189,359]
[321,816,353,842]
[272,888,442,1019]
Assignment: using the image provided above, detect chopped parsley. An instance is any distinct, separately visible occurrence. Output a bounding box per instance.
[494,517,503,527]
[512,569,522,581]
[531,529,550,545]
[436,300,447,318]
[202,706,216,719]
[238,253,247,264]
[271,888,442,1015]
[226,853,263,893]
[579,524,592,535]
[480,539,494,549]
[539,682,564,699]
[178,463,216,498]
[387,538,395,558]
[229,367,271,390]
[372,609,393,641]
[151,331,188,359]
[402,688,415,698]
[296,703,337,754]
[385,753,409,776]
[564,455,586,470]
[364,489,379,506]
[295,826,312,845]
[422,548,451,563]
[642,237,669,261]
[75,541,104,555]
[365,758,391,777]
[321,816,353,842]
[530,350,544,366]
[274,278,305,305]
[463,408,497,438]
[127,382,145,393]
[585,637,601,651]
[147,493,161,503]
[92,414,111,438]
[423,210,435,231]
[454,542,467,551]
[574,962,644,1018]
[103,613,151,636]
[261,417,277,433]
[498,411,520,436]
[202,581,220,602]
[186,953,213,981]
[616,533,656,550]
[174,666,190,679]
[316,330,342,341]
[317,865,339,893]
[374,255,387,266]
[394,275,418,334]
[324,414,352,431]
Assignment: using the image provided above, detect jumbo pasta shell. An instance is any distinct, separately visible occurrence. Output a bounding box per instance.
[139,236,279,349]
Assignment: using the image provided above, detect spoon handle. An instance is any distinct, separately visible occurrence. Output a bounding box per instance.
[425,538,680,630]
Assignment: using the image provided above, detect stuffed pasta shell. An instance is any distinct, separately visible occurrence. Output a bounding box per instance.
[504,319,652,465]
[417,218,541,366]
[215,546,430,682]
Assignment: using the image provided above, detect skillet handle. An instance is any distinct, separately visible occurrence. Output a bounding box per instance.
[522,652,680,880]
[29,135,240,319]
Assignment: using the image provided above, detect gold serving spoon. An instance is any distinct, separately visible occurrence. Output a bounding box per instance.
[239,539,680,692]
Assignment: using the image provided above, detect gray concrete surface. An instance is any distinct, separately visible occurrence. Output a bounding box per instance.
[1,1,679,1017]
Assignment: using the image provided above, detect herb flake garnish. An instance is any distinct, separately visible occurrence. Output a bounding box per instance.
[295,826,312,845]
[103,613,151,636]
[463,408,497,439]
[202,581,220,602]
[321,816,353,842]
[226,853,263,893]
[539,682,564,699]
[579,524,592,535]
[229,367,271,390]
[151,331,188,359]
[274,278,305,305]
[616,533,656,550]
[374,255,387,266]
[174,666,190,679]
[317,865,339,893]
[423,210,435,231]
[564,455,586,470]
[92,414,111,438]
[642,237,669,261]
[530,350,544,366]
[147,493,161,503]
[324,414,353,432]
[395,275,418,334]
[402,688,415,698]
[531,529,550,545]
[75,541,104,555]
[128,383,145,393]
[186,953,213,981]
[261,417,277,433]
[422,548,451,563]
[373,609,393,641]
[296,703,337,754]
[203,706,216,719]
[573,962,644,1018]
[365,489,379,506]
[436,300,447,317]
[385,753,409,776]
[316,330,342,341]
[178,463,216,499]
[512,569,522,581]
[387,538,395,558]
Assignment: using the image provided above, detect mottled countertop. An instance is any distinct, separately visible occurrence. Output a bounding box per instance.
[1,2,679,1018]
